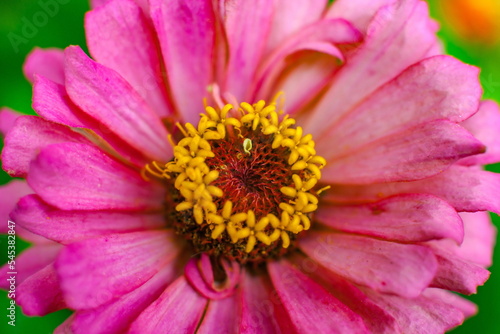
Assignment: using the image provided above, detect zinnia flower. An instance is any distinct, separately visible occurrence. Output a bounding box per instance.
[1,0,499,332]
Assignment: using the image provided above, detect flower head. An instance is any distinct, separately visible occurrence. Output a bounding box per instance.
[1,0,499,332]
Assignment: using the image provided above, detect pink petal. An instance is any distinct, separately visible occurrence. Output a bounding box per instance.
[300,231,438,298]
[327,0,396,33]
[197,293,239,334]
[290,254,399,333]
[0,243,61,289]
[27,142,165,211]
[423,288,477,318]
[0,181,49,244]
[316,194,463,243]
[2,115,92,177]
[256,18,361,102]
[0,108,22,135]
[91,0,149,13]
[364,287,466,333]
[132,0,149,13]
[16,264,66,316]
[184,254,240,300]
[322,120,485,184]
[70,254,184,334]
[128,275,207,333]
[33,75,153,167]
[33,75,86,127]
[90,0,109,8]
[324,165,500,213]
[259,45,342,115]
[221,0,273,101]
[23,47,65,84]
[456,212,496,267]
[305,0,438,136]
[56,230,179,309]
[85,0,173,118]
[12,195,165,244]
[265,0,327,53]
[315,56,482,159]
[64,46,172,162]
[0,180,31,233]
[268,260,368,333]
[424,39,444,57]
[428,242,490,294]
[460,100,500,165]
[54,314,75,334]
[150,0,215,123]
[238,271,291,333]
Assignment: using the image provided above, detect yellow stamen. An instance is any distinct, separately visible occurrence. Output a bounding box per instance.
[143,96,328,254]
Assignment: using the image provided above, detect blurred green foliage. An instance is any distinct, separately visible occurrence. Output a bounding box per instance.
[0,0,498,333]
[0,1,88,332]
[426,0,500,333]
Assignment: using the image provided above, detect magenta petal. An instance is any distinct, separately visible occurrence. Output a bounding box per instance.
[365,287,466,333]
[0,180,45,244]
[257,18,361,101]
[32,75,86,127]
[238,271,291,333]
[90,0,109,8]
[56,230,178,309]
[291,254,399,333]
[424,288,478,319]
[33,75,153,167]
[23,47,65,84]
[222,0,273,101]
[0,243,61,289]
[16,264,66,316]
[322,120,485,184]
[150,0,215,123]
[265,0,327,53]
[197,293,239,334]
[70,257,183,334]
[128,275,207,333]
[268,260,368,333]
[0,108,22,135]
[461,100,500,165]
[306,0,438,136]
[85,0,173,118]
[325,165,500,214]
[327,0,396,33]
[0,181,49,243]
[315,56,481,159]
[300,232,438,298]
[316,194,464,243]
[64,46,172,162]
[12,195,165,244]
[428,242,490,295]
[54,314,75,334]
[258,45,342,115]
[184,254,240,300]
[0,180,31,233]
[2,116,92,177]
[28,142,164,211]
[456,212,496,267]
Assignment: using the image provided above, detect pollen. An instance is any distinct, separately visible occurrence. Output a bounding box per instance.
[144,97,327,263]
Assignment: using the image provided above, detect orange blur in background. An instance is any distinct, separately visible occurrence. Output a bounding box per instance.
[439,0,500,45]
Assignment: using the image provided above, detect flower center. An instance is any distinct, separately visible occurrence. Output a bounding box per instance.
[145,98,327,264]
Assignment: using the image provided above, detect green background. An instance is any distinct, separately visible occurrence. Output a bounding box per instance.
[0,0,498,332]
